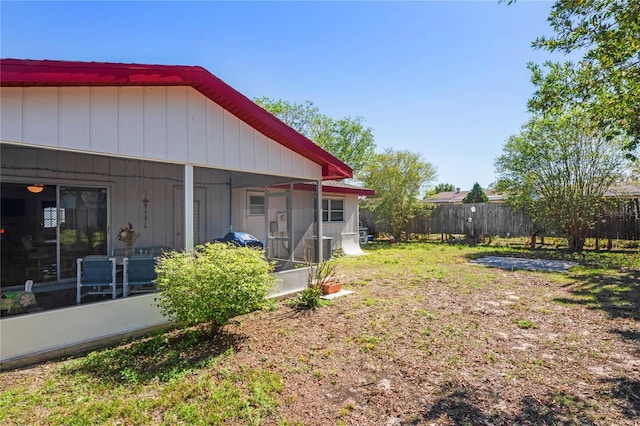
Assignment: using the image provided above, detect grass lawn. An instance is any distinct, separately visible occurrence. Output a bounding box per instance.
[1,242,639,425]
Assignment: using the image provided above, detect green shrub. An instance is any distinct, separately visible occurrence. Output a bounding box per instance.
[155,243,276,331]
[289,285,323,310]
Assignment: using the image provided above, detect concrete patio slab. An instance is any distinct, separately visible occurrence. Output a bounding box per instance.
[470,256,578,273]
[321,290,354,300]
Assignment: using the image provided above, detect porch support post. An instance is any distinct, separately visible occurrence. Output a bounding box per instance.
[316,180,323,263]
[228,177,233,232]
[289,183,294,262]
[184,164,194,251]
[264,186,269,253]
[56,186,62,281]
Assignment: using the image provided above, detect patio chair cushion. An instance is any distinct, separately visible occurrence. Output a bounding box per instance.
[76,256,117,303]
[123,255,157,297]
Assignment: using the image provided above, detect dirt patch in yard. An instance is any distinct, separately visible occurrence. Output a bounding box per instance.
[230,272,638,424]
[1,243,639,425]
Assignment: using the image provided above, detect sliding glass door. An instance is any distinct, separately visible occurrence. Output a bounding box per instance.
[0,183,108,290]
[58,187,108,280]
[1,183,57,289]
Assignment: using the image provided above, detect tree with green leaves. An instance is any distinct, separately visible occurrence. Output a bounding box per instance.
[433,183,457,193]
[462,182,489,203]
[523,0,640,152]
[254,97,376,176]
[495,111,634,251]
[360,148,437,239]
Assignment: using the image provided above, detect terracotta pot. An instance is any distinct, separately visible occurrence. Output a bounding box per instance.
[322,281,342,295]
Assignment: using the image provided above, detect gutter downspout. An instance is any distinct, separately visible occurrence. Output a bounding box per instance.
[228,177,233,233]
[264,186,269,253]
[184,164,194,251]
[289,183,294,262]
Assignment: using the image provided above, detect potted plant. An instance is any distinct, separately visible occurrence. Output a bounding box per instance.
[310,259,342,295]
[117,222,139,256]
[292,257,342,310]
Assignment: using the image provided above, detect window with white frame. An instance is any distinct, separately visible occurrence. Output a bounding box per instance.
[322,198,344,222]
[248,194,265,215]
[43,206,63,228]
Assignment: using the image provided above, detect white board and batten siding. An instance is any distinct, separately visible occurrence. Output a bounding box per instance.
[287,191,361,255]
[0,86,323,181]
[321,194,360,251]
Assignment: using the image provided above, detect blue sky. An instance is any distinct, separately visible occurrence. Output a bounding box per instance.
[1,1,559,190]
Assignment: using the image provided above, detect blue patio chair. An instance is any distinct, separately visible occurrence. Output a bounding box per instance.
[123,255,157,297]
[76,256,117,304]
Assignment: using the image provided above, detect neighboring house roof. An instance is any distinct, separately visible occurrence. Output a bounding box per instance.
[604,182,640,198]
[0,58,352,180]
[274,180,375,196]
[425,188,506,204]
[425,183,640,204]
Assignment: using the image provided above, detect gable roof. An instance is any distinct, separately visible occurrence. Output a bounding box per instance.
[0,58,352,180]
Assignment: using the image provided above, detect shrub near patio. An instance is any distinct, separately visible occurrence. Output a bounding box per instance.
[155,242,276,332]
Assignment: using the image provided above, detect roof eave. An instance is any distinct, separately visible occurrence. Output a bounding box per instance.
[0,58,352,180]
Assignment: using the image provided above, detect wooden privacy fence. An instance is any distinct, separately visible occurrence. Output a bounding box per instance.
[596,198,640,241]
[360,203,532,237]
[423,203,533,237]
[361,200,640,240]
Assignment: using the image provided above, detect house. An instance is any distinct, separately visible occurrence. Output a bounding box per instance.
[603,182,640,199]
[424,187,506,204]
[235,180,375,260]
[0,59,371,365]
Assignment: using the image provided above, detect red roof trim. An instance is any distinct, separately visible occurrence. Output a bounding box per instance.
[273,182,375,196]
[0,59,352,180]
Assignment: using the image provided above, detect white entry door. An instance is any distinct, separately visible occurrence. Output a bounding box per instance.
[174,187,207,249]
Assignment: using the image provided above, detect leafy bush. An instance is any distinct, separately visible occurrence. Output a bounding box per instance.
[290,285,323,310]
[155,243,276,331]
